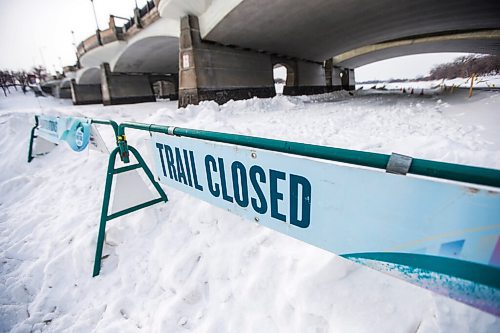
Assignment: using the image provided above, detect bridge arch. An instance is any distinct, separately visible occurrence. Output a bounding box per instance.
[76,67,101,85]
[272,63,296,95]
[112,36,179,73]
[271,58,299,96]
[333,30,500,68]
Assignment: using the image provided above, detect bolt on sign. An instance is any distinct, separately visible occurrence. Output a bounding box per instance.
[150,133,500,315]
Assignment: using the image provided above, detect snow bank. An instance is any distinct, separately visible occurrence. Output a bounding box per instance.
[1,89,499,332]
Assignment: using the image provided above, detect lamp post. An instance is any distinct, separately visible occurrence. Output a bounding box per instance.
[90,0,100,31]
[71,30,81,68]
[90,0,102,45]
[38,46,47,71]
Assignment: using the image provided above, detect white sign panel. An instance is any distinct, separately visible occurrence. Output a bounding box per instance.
[182,53,190,69]
[37,115,60,143]
[89,125,109,154]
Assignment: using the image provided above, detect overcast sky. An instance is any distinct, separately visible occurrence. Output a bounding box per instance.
[0,0,147,72]
[0,1,474,80]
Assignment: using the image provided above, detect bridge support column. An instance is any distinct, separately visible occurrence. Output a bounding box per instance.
[325,59,334,88]
[149,73,178,101]
[54,84,72,99]
[341,68,355,90]
[281,60,331,95]
[179,15,275,107]
[276,58,343,96]
[70,80,103,105]
[101,63,155,105]
[327,62,344,90]
[156,81,177,100]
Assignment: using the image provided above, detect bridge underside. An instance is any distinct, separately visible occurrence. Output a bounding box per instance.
[79,41,126,69]
[178,16,354,107]
[177,0,499,106]
[338,40,499,69]
[73,36,181,105]
[203,0,500,62]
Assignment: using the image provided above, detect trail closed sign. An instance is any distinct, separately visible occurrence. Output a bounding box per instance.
[150,133,500,269]
[30,114,499,313]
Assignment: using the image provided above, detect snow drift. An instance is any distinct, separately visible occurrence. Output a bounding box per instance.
[1,88,500,332]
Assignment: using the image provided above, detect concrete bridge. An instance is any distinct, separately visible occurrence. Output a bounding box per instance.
[68,0,500,107]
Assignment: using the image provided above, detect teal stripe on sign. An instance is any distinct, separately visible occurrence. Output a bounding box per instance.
[341,252,500,290]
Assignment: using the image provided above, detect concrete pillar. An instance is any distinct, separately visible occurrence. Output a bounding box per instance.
[109,15,120,39]
[134,8,142,29]
[101,62,155,105]
[341,68,355,91]
[281,60,332,96]
[166,73,179,100]
[149,73,178,100]
[109,15,116,31]
[101,63,112,104]
[151,74,179,100]
[70,79,103,105]
[55,84,72,99]
[179,16,201,106]
[272,56,337,96]
[96,29,102,46]
[325,59,333,88]
[60,88,72,99]
[159,82,176,98]
[179,15,275,107]
[348,68,356,90]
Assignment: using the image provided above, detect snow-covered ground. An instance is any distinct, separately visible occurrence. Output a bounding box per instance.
[1,88,499,332]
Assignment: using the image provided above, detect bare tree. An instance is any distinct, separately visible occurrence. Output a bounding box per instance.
[428,55,500,80]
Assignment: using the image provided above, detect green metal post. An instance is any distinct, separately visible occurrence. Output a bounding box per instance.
[27,116,39,163]
[91,119,130,163]
[93,147,120,277]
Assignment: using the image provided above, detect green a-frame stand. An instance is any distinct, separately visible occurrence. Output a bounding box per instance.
[92,141,168,277]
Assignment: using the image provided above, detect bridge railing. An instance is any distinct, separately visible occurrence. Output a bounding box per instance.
[76,27,124,58]
[76,0,159,59]
[100,28,122,44]
[123,1,159,36]
[139,1,156,17]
